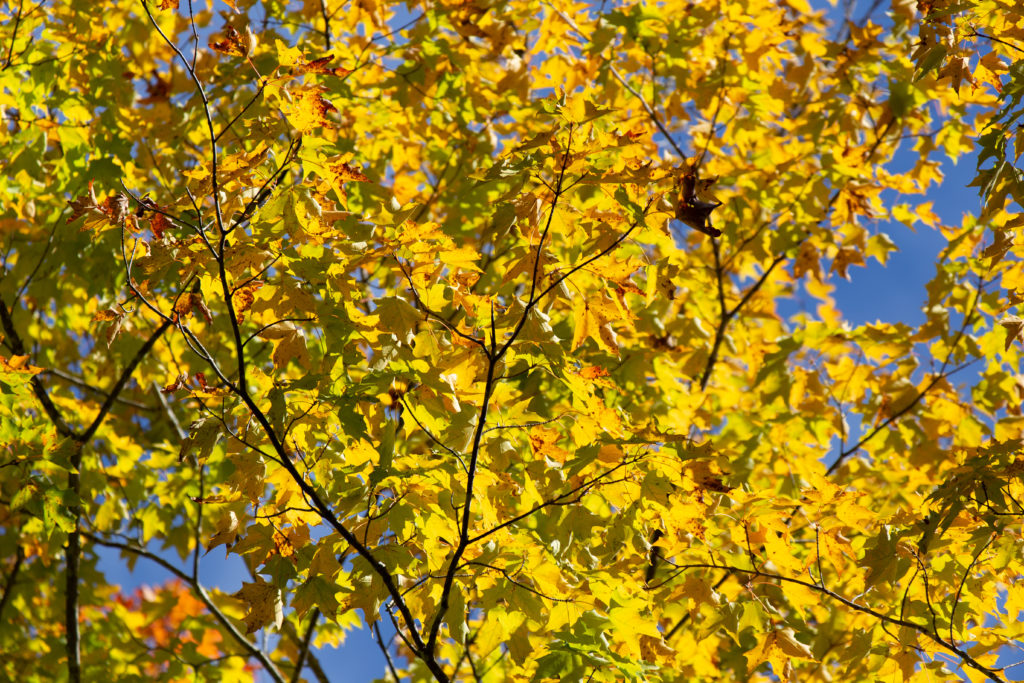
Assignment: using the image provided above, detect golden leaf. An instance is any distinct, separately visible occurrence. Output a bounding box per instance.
[231,578,284,634]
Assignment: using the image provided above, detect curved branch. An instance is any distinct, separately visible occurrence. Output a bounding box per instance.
[665,562,1005,683]
[83,533,287,683]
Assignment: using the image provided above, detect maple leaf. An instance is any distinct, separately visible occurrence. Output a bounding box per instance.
[231,281,263,324]
[295,54,353,77]
[11,1,1024,681]
[293,576,341,621]
[286,86,338,133]
[983,230,1014,265]
[830,246,866,280]
[674,171,722,237]
[231,578,284,634]
[324,159,370,204]
[179,417,222,463]
[748,628,814,678]
[67,185,102,224]
[205,510,240,555]
[174,291,213,323]
[148,212,171,239]
[209,25,257,59]
[0,354,43,376]
[257,321,311,370]
[571,293,626,354]
[793,241,822,280]
[92,307,126,347]
[227,451,266,504]
[1000,316,1023,351]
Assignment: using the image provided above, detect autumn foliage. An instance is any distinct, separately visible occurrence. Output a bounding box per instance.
[3,0,1024,681]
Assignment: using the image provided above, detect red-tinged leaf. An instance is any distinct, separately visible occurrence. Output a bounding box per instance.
[0,354,43,376]
[294,53,353,77]
[232,281,263,323]
[190,494,226,504]
[101,193,130,224]
[209,25,257,58]
[329,161,370,183]
[162,373,188,393]
[287,87,338,133]
[67,184,102,225]
[174,292,213,323]
[149,212,171,239]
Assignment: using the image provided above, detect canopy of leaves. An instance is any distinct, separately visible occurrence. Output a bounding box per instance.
[1,0,1023,682]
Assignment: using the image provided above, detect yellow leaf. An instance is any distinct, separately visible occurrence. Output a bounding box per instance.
[206,510,239,555]
[346,439,377,468]
[285,87,337,133]
[749,628,813,677]
[439,245,482,272]
[231,578,284,634]
[608,604,662,657]
[0,354,43,376]
[271,329,310,370]
[228,452,266,504]
[571,293,623,354]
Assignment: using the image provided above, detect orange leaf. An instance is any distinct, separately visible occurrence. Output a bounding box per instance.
[209,25,257,59]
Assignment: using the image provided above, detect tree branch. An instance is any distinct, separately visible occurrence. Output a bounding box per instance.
[83,533,287,683]
[0,294,75,437]
[666,562,1006,683]
[0,544,24,620]
[80,319,172,443]
[424,126,578,661]
[827,280,983,475]
[289,609,321,683]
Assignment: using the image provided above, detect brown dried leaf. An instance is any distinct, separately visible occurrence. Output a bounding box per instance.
[1000,316,1023,351]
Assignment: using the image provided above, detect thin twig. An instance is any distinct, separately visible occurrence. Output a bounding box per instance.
[373,621,402,682]
[949,532,996,647]
[41,368,155,410]
[0,295,75,437]
[319,0,331,50]
[667,562,1006,683]
[827,280,984,475]
[699,255,785,390]
[469,456,640,545]
[0,545,24,620]
[139,5,441,674]
[289,609,321,683]
[425,126,578,659]
[80,319,172,443]
[2,0,23,70]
